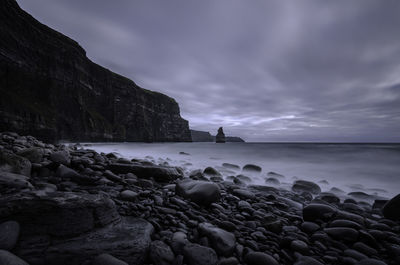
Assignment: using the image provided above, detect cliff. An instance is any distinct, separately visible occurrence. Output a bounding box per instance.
[190,129,245,142]
[0,0,192,142]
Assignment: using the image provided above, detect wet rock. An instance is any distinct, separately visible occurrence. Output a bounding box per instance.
[324,227,359,241]
[303,203,337,222]
[294,256,323,265]
[171,232,188,254]
[348,191,373,200]
[0,192,119,237]
[0,221,20,250]
[382,193,400,220]
[242,164,262,172]
[50,150,71,165]
[243,251,278,265]
[17,147,44,163]
[119,190,138,201]
[291,240,308,254]
[237,174,252,183]
[222,163,240,170]
[183,243,218,265]
[267,172,285,178]
[0,149,31,176]
[0,171,33,191]
[292,180,321,195]
[330,219,361,230]
[56,165,97,185]
[232,189,256,200]
[219,256,239,265]
[199,222,236,256]
[203,167,221,176]
[108,163,181,182]
[301,222,320,234]
[265,177,280,185]
[176,179,220,205]
[92,253,128,265]
[0,250,29,265]
[149,240,175,265]
[354,259,388,265]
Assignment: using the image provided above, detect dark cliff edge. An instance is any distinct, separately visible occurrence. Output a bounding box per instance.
[190,130,245,142]
[0,0,192,143]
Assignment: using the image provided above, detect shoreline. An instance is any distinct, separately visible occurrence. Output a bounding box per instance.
[0,132,399,265]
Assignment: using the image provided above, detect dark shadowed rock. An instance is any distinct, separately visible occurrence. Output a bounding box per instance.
[382,193,400,220]
[149,240,175,265]
[232,189,256,200]
[92,254,128,265]
[171,232,188,254]
[203,167,222,176]
[50,151,71,165]
[0,221,20,250]
[17,147,44,163]
[294,256,323,265]
[0,149,31,176]
[324,227,359,241]
[303,204,337,222]
[0,250,29,265]
[355,259,387,265]
[108,163,181,182]
[222,163,240,170]
[183,244,218,265]
[242,164,262,172]
[0,171,33,191]
[292,180,321,195]
[198,223,236,256]
[119,190,138,201]
[265,177,280,185]
[216,127,226,143]
[175,179,220,205]
[244,252,278,265]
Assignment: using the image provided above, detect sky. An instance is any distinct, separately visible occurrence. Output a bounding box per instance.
[17,0,400,142]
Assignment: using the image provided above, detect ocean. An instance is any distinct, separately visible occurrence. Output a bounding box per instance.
[86,142,400,199]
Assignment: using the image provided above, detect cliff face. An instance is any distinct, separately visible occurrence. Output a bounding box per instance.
[0,0,192,142]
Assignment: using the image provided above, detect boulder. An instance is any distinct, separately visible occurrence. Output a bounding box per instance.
[0,250,29,265]
[242,164,262,172]
[49,150,71,165]
[119,190,138,201]
[0,221,20,250]
[232,189,256,200]
[243,252,279,265]
[382,193,400,220]
[198,223,236,256]
[183,243,218,265]
[0,149,31,177]
[203,167,221,176]
[324,227,359,242]
[108,163,181,182]
[292,180,321,195]
[92,254,128,265]
[149,240,175,265]
[17,147,45,163]
[303,204,337,222]
[56,165,98,185]
[0,171,33,191]
[175,179,220,205]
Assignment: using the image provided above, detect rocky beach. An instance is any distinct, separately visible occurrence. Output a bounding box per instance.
[1,132,399,265]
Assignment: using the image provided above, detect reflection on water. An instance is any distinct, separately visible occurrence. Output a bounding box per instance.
[86,142,400,198]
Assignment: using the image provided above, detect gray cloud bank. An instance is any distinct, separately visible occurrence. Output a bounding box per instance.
[17,0,400,142]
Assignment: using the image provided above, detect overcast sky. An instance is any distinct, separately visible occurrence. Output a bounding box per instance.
[18,0,400,142]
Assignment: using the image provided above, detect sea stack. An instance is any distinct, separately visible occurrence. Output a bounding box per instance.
[216,127,226,143]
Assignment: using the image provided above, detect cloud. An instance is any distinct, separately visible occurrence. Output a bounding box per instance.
[17,0,400,141]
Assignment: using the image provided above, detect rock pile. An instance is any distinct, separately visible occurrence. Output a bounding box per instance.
[0,132,399,265]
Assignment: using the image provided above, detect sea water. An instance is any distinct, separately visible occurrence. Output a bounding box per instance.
[86,142,400,199]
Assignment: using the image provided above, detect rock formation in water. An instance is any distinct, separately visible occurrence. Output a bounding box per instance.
[0,0,191,143]
[215,127,226,143]
[190,129,244,142]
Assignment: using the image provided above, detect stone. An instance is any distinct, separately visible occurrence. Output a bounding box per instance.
[198,223,236,256]
[216,127,226,143]
[232,189,256,200]
[292,180,321,195]
[382,193,400,220]
[203,167,221,176]
[171,232,188,254]
[56,165,97,185]
[222,163,240,170]
[0,250,29,265]
[183,243,218,265]
[0,149,31,177]
[108,163,182,182]
[265,177,280,185]
[149,240,175,265]
[0,221,20,250]
[294,256,323,265]
[41,217,153,265]
[93,254,128,265]
[291,240,308,254]
[0,192,120,237]
[243,251,279,265]
[354,258,388,265]
[0,171,33,191]
[330,219,362,230]
[119,190,138,201]
[324,227,359,241]
[17,147,44,163]
[242,164,262,172]
[175,179,221,205]
[303,204,337,222]
[50,151,71,165]
[301,222,320,234]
